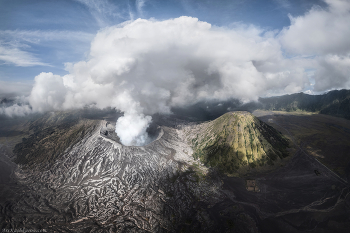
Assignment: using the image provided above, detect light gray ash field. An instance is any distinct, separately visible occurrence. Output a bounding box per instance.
[0,110,349,233]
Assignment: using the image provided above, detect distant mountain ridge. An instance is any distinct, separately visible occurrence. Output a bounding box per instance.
[170,89,350,122]
[1,90,350,121]
[258,89,350,119]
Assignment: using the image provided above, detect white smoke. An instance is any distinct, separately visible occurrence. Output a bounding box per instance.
[3,5,350,145]
[115,113,152,146]
[0,17,308,145]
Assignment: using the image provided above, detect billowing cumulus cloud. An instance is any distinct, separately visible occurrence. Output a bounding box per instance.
[4,5,350,145]
[313,55,350,91]
[29,72,68,112]
[0,96,32,117]
[1,17,311,145]
[280,0,350,91]
[1,0,349,146]
[280,0,350,55]
[0,103,32,117]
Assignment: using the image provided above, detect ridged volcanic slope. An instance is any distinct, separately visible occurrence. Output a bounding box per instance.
[184,111,290,173]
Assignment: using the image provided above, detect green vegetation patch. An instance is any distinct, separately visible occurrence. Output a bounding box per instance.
[189,112,290,174]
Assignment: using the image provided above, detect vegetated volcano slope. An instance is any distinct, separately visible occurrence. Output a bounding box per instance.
[2,110,349,232]
[4,111,252,232]
[184,111,290,173]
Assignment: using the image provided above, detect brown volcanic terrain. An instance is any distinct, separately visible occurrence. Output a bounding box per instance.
[254,110,350,182]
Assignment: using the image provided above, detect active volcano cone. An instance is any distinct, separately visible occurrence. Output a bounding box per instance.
[184,111,290,173]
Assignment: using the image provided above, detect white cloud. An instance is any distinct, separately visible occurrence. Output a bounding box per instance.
[75,0,129,27]
[0,95,32,117]
[136,0,147,16]
[0,42,49,67]
[2,1,350,145]
[0,103,32,117]
[0,30,93,67]
[0,80,33,98]
[279,0,350,93]
[10,16,307,145]
[29,72,68,112]
[280,0,350,55]
[313,54,350,91]
[0,30,94,44]
[4,2,350,143]
[273,0,291,9]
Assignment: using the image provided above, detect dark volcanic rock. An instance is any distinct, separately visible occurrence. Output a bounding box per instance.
[0,111,349,232]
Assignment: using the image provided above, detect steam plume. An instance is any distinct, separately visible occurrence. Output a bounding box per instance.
[1,17,310,145]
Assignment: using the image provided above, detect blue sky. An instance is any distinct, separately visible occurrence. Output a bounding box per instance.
[1,0,350,144]
[1,0,350,102]
[0,0,325,82]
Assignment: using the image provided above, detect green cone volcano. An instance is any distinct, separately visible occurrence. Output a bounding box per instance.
[184,111,290,173]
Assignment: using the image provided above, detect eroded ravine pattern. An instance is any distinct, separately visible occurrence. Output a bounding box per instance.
[0,120,225,232]
[1,114,349,233]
